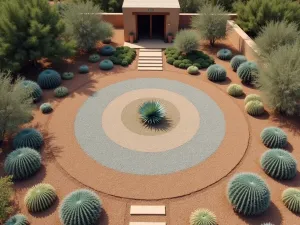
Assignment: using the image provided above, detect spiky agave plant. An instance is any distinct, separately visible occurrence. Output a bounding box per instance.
[139,101,166,125]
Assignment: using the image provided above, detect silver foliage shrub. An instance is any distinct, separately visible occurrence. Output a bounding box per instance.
[174,29,199,53]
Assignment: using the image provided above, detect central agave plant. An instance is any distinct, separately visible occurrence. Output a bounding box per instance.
[139,101,166,125]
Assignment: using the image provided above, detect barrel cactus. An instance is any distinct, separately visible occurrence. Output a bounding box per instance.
[59,189,102,225]
[79,65,89,74]
[187,66,199,75]
[4,147,42,180]
[100,45,116,56]
[245,94,262,104]
[62,72,74,80]
[25,183,57,213]
[237,61,259,84]
[13,128,43,150]
[230,55,247,71]
[99,59,114,70]
[139,101,166,125]
[217,49,233,60]
[54,86,69,98]
[40,103,53,114]
[88,54,101,63]
[5,214,29,225]
[190,209,217,225]
[282,188,300,213]
[37,69,61,89]
[260,127,288,148]
[227,173,271,216]
[206,64,227,82]
[227,84,243,97]
[261,149,297,180]
[245,100,264,116]
[21,80,43,102]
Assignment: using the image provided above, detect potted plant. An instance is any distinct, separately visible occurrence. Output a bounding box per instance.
[129,32,135,43]
[167,32,173,43]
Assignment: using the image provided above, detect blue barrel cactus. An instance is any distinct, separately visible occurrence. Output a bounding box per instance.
[99,59,114,70]
[79,65,89,74]
[54,86,69,98]
[100,45,116,56]
[260,127,288,148]
[37,69,61,89]
[230,55,247,72]
[88,54,101,63]
[207,64,227,82]
[13,128,43,150]
[217,49,233,60]
[5,214,29,225]
[237,61,259,84]
[62,72,74,80]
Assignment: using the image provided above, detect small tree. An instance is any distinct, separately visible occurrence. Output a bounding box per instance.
[0,176,14,223]
[255,21,300,58]
[62,1,114,51]
[174,30,199,53]
[0,71,34,144]
[0,0,76,72]
[256,42,300,116]
[191,2,229,46]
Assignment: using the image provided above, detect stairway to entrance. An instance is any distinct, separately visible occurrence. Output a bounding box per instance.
[128,205,167,225]
[138,49,163,71]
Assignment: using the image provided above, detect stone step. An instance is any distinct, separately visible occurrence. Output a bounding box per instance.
[138,64,163,67]
[138,67,163,71]
[139,57,163,60]
[129,223,166,225]
[139,52,162,57]
[138,60,163,64]
[130,205,166,215]
[139,49,162,52]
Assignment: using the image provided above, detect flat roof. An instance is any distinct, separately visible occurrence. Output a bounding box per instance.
[122,0,180,8]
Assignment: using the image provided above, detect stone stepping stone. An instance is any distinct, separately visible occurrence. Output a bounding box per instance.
[130,205,166,215]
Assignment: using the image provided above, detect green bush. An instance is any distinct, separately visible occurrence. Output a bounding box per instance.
[207,64,227,82]
[230,55,247,72]
[255,21,300,58]
[174,30,199,53]
[189,208,217,225]
[173,60,182,68]
[192,2,229,46]
[13,128,43,150]
[110,46,136,66]
[179,63,187,69]
[0,176,14,223]
[37,70,62,89]
[139,101,166,125]
[187,66,199,75]
[282,188,300,213]
[167,57,175,65]
[260,127,287,148]
[227,173,270,216]
[237,61,259,84]
[62,72,74,80]
[245,100,264,116]
[79,65,89,74]
[59,189,102,225]
[4,147,41,180]
[99,59,114,70]
[261,149,297,180]
[54,86,69,98]
[40,103,53,114]
[227,84,243,97]
[20,80,43,103]
[217,49,233,60]
[5,214,29,225]
[244,94,262,105]
[88,54,101,63]
[25,183,57,213]
[234,0,300,37]
[256,42,300,115]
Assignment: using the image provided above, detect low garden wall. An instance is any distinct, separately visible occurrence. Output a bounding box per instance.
[102,13,124,28]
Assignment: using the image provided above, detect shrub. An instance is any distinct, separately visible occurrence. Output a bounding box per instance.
[230,55,247,72]
[256,42,300,115]
[167,57,175,65]
[40,103,53,114]
[260,127,287,148]
[207,64,227,82]
[0,71,33,143]
[20,80,43,102]
[99,21,115,40]
[88,54,101,63]
[110,46,136,65]
[244,94,262,105]
[217,49,233,60]
[100,45,116,56]
[179,63,187,69]
[24,183,57,213]
[62,1,113,51]
[189,209,217,225]
[0,176,13,223]
[0,0,75,72]
[59,189,102,225]
[255,21,300,58]
[261,149,297,180]
[227,84,243,97]
[5,214,29,225]
[192,2,229,46]
[234,0,300,37]
[245,100,264,116]
[187,66,199,75]
[37,70,62,89]
[174,30,199,53]
[237,61,259,84]
[173,60,182,68]
[4,147,41,180]
[13,128,43,150]
[79,65,89,74]
[139,101,166,125]
[99,60,114,70]
[62,72,74,80]
[282,188,300,213]
[227,173,270,216]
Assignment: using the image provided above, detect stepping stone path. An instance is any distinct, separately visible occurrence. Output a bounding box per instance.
[138,49,163,71]
[129,205,167,225]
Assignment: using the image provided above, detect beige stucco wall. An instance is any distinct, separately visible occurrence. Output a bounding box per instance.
[123,8,180,42]
[102,13,124,28]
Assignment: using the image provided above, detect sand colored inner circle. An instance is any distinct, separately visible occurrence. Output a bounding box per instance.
[102,89,200,152]
[121,98,180,136]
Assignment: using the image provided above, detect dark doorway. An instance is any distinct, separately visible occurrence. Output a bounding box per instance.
[152,15,165,39]
[137,15,150,39]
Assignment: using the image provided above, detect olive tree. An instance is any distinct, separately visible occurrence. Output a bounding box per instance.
[0,176,13,223]
[174,29,199,53]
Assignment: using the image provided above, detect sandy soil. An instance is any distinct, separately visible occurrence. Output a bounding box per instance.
[0,35,299,225]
